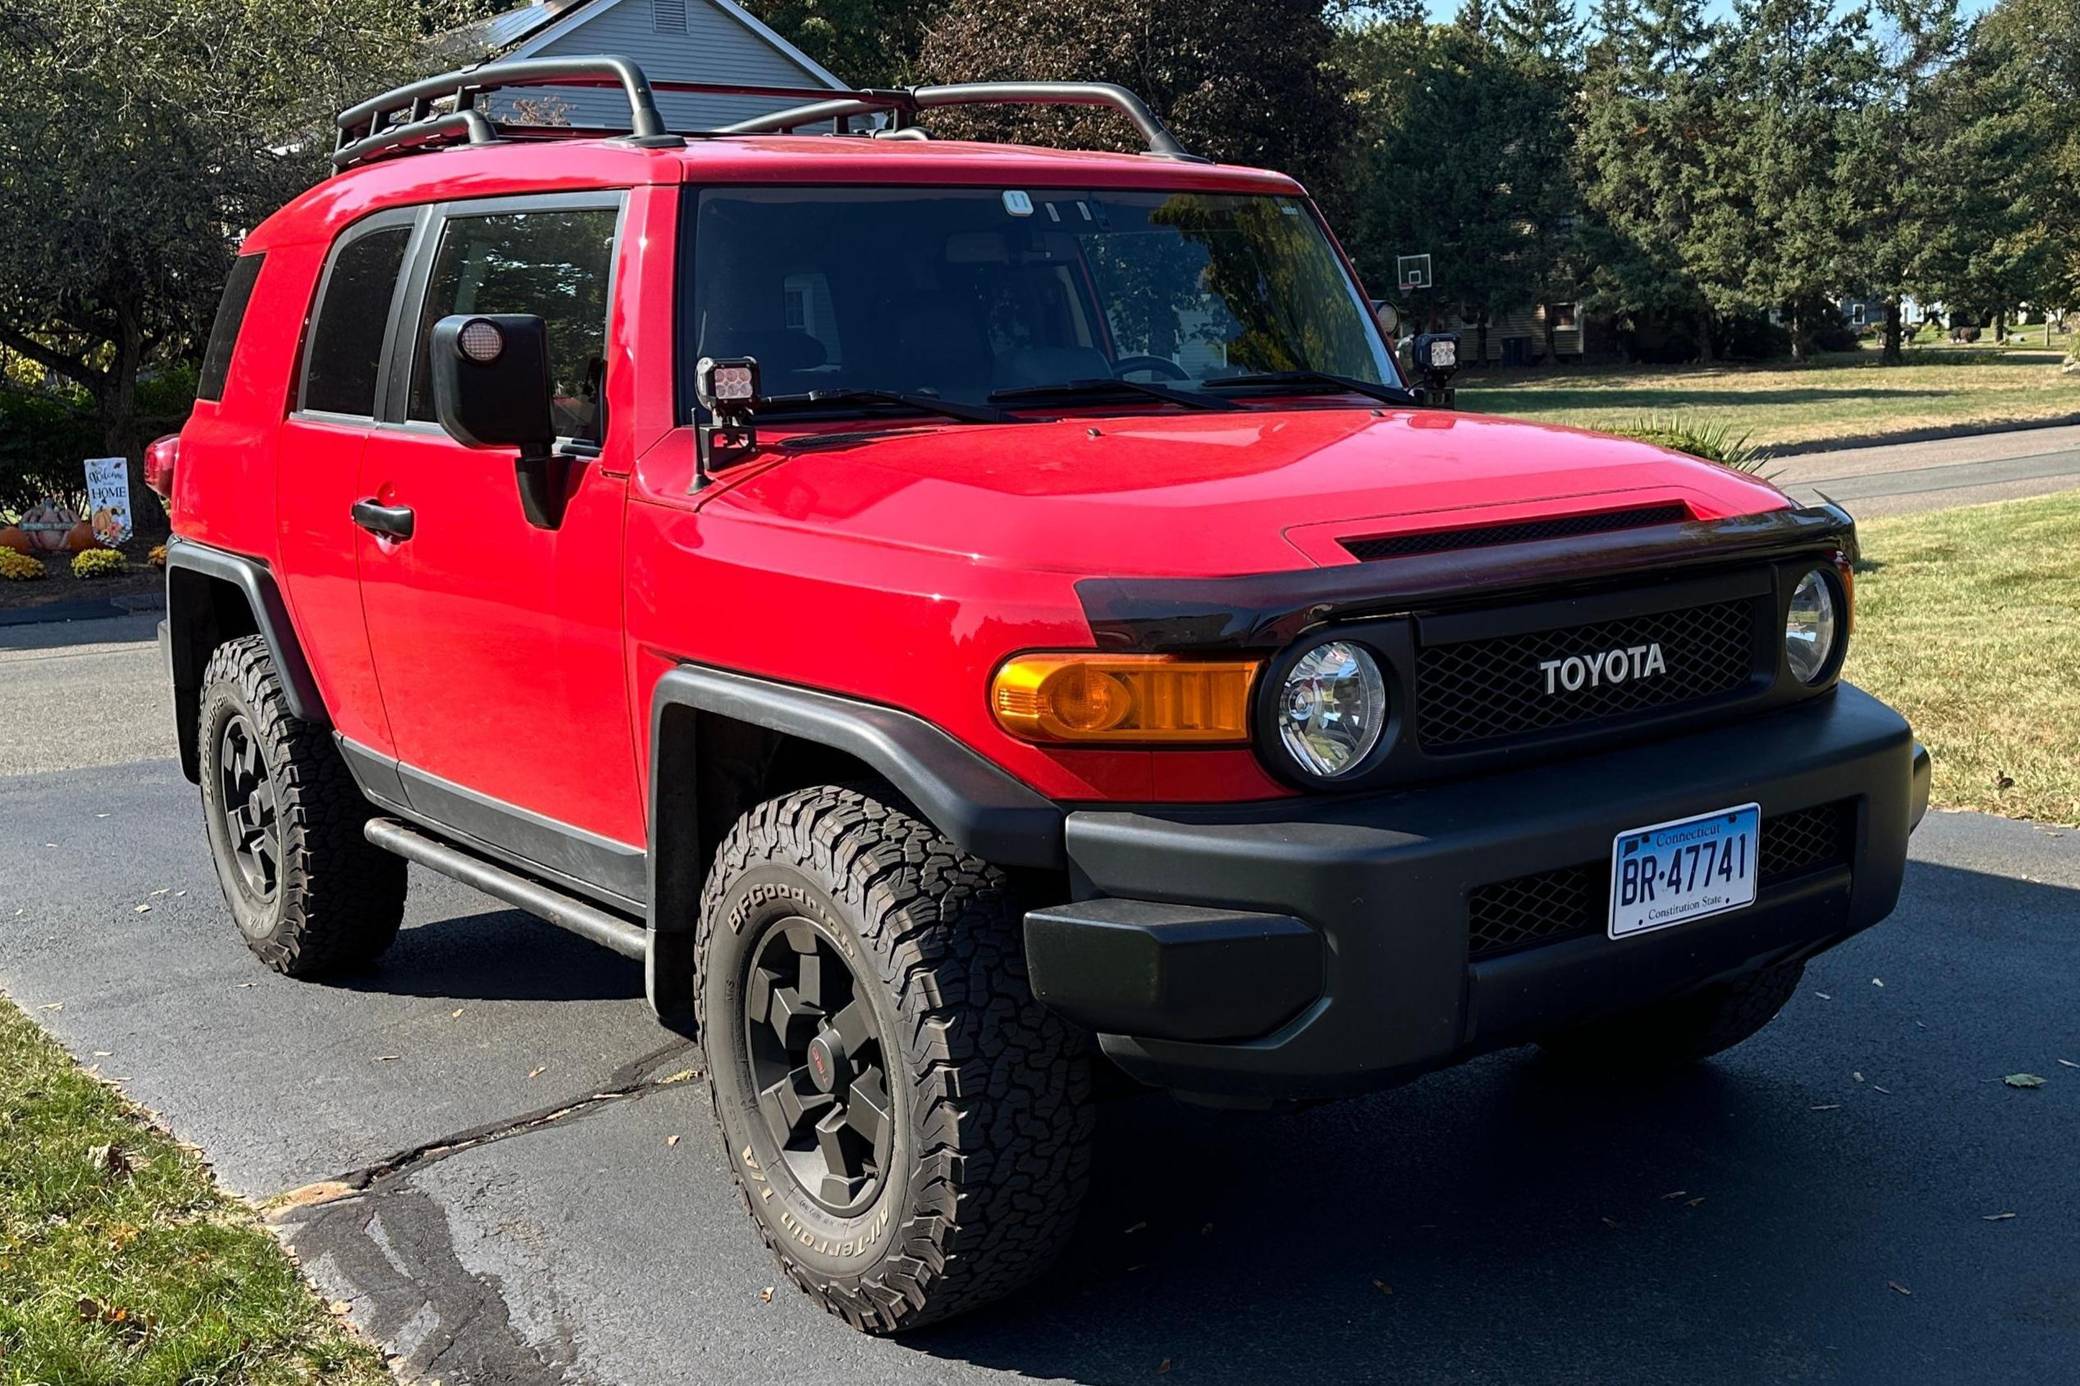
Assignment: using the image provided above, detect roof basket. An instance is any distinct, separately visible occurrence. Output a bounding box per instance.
[331,56,1200,173]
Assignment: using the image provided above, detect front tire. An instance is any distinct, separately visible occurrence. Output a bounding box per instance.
[1538,959,1805,1074]
[696,786,1093,1332]
[196,636,406,976]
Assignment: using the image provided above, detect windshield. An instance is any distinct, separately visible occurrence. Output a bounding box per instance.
[683,186,1397,414]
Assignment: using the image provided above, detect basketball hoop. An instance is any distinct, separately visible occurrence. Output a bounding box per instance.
[1396,253,1433,293]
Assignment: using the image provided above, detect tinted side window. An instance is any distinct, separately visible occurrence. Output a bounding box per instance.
[197,254,266,401]
[407,207,619,441]
[302,227,412,416]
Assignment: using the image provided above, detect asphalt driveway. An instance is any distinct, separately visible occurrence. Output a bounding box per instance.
[3,622,2077,1385]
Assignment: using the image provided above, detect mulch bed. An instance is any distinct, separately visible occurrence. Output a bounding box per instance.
[0,536,166,615]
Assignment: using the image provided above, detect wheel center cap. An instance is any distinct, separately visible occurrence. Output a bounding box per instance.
[806,1032,844,1093]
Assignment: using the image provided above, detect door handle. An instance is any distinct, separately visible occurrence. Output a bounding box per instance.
[351,498,415,541]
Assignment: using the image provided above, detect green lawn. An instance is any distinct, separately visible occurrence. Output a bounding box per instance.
[1459,349,2080,451]
[0,999,389,1386]
[1846,491,2080,826]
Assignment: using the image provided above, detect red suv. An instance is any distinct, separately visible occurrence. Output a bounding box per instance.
[155,57,1930,1331]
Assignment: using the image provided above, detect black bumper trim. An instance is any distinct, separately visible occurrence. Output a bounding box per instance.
[1046,684,1916,1101]
[1025,899,1322,1043]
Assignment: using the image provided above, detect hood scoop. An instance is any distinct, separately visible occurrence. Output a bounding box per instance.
[1340,504,1694,562]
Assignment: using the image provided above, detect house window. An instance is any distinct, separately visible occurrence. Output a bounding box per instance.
[654,0,687,33]
[1851,303,1867,326]
[1550,302,1579,330]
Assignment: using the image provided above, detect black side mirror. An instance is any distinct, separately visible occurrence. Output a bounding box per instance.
[429,313,571,529]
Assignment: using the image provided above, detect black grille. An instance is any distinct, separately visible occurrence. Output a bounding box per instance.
[1342,505,1691,562]
[1466,801,1857,959]
[1416,600,1757,750]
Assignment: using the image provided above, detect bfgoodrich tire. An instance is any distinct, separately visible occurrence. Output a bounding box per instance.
[696,785,1093,1332]
[1539,959,1805,1074]
[196,635,405,976]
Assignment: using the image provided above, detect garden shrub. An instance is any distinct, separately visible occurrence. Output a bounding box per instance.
[70,547,126,579]
[1606,412,1768,473]
[0,547,45,581]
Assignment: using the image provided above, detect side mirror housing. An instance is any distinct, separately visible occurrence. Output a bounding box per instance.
[428,314,571,529]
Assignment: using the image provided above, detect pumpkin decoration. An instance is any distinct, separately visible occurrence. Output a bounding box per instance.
[65,519,99,552]
[0,525,30,555]
[19,500,79,553]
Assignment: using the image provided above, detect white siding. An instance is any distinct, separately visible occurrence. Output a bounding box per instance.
[481,0,840,132]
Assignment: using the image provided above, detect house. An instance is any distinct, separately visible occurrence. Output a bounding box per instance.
[443,0,848,132]
[1446,303,1585,365]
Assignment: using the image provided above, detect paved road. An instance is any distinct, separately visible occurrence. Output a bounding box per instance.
[1768,423,2080,519]
[3,617,2077,1384]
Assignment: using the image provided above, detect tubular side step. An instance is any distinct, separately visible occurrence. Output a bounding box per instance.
[364,817,649,960]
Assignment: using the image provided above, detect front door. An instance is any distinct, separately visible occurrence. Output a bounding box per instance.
[355,192,645,900]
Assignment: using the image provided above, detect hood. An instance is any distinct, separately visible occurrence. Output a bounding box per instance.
[707,408,1792,578]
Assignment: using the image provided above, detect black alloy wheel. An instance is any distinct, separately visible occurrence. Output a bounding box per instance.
[216,713,281,902]
[743,917,894,1216]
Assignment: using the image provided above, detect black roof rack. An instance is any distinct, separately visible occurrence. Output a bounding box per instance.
[332,56,1200,173]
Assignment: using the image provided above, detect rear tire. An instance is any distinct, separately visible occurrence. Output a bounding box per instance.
[696,785,1093,1332]
[1538,959,1804,1074]
[196,635,406,976]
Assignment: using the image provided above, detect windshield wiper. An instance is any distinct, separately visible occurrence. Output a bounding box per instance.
[1202,370,1419,407]
[756,388,1027,425]
[989,378,1244,412]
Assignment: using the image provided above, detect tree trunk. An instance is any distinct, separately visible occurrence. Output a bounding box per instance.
[1542,303,1558,367]
[1788,304,1805,363]
[1882,298,1904,366]
[1475,311,1489,370]
[1695,310,1716,364]
[1994,308,2007,343]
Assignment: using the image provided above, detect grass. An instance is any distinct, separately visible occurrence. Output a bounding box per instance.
[1459,349,2080,450]
[0,1000,390,1386]
[1846,491,2080,826]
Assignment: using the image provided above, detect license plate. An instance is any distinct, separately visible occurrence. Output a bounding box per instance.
[1609,803,1760,939]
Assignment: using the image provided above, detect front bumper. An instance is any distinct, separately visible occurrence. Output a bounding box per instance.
[1025,684,1923,1102]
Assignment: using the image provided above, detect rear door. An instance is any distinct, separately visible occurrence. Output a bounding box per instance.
[354,191,645,901]
[275,208,423,757]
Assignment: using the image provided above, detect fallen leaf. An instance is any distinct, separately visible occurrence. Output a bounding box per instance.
[1871,978,1884,988]
[150,888,169,896]
[92,1051,111,1058]
[1660,1190,1688,1200]
[85,1144,129,1176]
[373,1055,400,1063]
[1982,1212,2017,1222]
[451,1008,465,1018]
[1601,1216,1619,1229]
[1815,991,1833,1000]
[330,1300,353,1315]
[1995,773,2015,791]
[1156,1360,1172,1375]
[236,982,255,989]
[757,1286,775,1304]
[1887,1280,1912,1296]
[1686,1197,1706,1208]
[1873,1085,1892,1095]
[1373,1279,1393,1295]
[1810,1103,1842,1111]
[2058,1059,2078,1070]
[665,1134,680,1148]
[133,904,151,914]
[528,1066,546,1079]
[1124,1221,1148,1235]
[1853,1071,1865,1083]
[38,1002,61,1012]
[2004,1073,2047,1089]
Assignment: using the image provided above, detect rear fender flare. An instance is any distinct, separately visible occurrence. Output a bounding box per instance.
[163,539,325,781]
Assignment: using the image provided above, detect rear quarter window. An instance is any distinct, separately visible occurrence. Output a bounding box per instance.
[196,253,266,402]
[301,226,413,416]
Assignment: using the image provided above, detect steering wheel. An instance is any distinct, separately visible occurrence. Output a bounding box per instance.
[1111,354,1191,382]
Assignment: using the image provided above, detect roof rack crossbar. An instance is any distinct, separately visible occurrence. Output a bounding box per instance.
[718,81,1196,160]
[333,56,676,171]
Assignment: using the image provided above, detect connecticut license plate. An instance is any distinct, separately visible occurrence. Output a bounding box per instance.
[1608,803,1760,939]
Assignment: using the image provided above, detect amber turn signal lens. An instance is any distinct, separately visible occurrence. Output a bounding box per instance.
[991,654,1260,744]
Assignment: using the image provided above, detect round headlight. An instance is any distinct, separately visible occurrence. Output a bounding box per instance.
[1277,640,1387,779]
[1785,569,1839,683]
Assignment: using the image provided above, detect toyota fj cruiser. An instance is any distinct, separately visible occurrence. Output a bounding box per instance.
[154,57,1931,1332]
